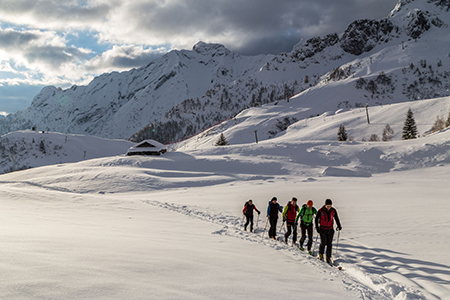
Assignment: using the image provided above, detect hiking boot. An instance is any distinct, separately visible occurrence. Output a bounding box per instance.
[299,247,304,251]
[319,254,324,261]
[326,257,332,264]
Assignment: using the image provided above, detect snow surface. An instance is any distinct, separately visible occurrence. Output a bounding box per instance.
[1,92,450,299]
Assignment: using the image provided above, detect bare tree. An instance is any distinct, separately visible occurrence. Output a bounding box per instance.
[382,124,394,141]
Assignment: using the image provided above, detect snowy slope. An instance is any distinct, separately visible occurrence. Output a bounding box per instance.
[0,131,133,174]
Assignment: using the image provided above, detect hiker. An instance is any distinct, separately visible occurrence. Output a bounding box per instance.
[296,200,318,253]
[243,199,261,232]
[267,197,283,239]
[315,199,342,264]
[282,197,300,244]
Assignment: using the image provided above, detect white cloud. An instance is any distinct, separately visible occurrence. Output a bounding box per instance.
[85,44,166,73]
[0,28,88,85]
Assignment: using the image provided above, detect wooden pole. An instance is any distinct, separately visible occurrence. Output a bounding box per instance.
[365,104,370,124]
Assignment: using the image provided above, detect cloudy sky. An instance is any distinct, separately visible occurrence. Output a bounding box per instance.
[0,0,398,115]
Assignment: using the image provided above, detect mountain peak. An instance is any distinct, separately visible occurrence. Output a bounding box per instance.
[192,41,230,56]
[389,0,450,18]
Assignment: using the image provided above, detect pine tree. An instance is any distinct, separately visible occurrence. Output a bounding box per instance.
[39,140,46,153]
[337,124,348,141]
[215,133,229,146]
[369,134,380,142]
[402,108,418,140]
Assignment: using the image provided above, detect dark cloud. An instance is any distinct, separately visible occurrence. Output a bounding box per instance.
[0,30,39,49]
[0,0,400,56]
[127,0,399,54]
[24,45,87,68]
[237,32,303,56]
[0,0,115,28]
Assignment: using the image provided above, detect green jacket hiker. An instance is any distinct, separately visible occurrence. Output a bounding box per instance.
[295,200,317,253]
[295,202,318,225]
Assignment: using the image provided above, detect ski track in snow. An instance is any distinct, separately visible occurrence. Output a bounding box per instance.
[0,180,73,193]
[145,200,428,300]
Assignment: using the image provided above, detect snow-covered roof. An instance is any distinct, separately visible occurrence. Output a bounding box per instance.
[126,139,167,155]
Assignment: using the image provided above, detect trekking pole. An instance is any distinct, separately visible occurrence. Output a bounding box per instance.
[261,217,269,239]
[278,220,286,236]
[255,214,260,230]
[241,215,245,227]
[292,223,299,247]
[312,225,318,256]
[309,225,314,253]
[334,229,341,257]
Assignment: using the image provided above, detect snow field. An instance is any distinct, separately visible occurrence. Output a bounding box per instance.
[0,182,358,300]
[1,154,449,299]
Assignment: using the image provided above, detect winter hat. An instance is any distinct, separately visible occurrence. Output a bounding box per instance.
[292,197,297,202]
[325,199,332,205]
[271,197,277,201]
[307,200,313,206]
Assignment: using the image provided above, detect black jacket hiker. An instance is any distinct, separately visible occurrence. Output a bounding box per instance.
[266,197,282,239]
[243,200,260,232]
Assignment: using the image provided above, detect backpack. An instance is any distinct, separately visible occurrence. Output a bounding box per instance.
[300,204,315,225]
[244,201,253,215]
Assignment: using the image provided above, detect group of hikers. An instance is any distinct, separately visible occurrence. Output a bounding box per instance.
[243,197,342,264]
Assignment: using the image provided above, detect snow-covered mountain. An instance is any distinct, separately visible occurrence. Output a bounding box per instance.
[0,42,272,141]
[0,131,133,174]
[2,0,450,144]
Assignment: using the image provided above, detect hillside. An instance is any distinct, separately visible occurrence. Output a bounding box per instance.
[177,93,450,150]
[2,0,450,144]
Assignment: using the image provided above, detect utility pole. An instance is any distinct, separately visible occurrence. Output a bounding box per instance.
[365,104,370,124]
